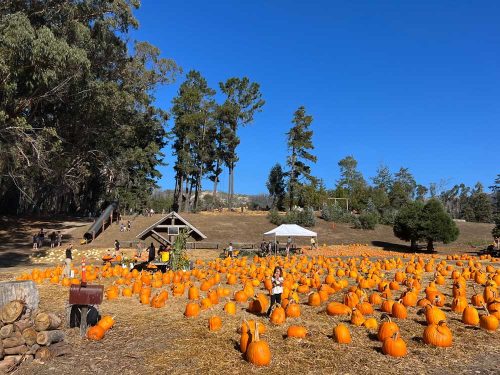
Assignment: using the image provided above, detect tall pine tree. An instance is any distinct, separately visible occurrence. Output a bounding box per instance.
[286,106,317,210]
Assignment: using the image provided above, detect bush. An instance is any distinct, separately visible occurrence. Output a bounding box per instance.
[268,209,283,226]
[353,212,378,230]
[268,208,316,227]
[321,204,353,223]
[380,208,398,225]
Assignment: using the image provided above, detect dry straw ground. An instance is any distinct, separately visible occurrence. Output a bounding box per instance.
[2,246,499,375]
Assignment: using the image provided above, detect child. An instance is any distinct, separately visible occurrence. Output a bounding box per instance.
[267,267,284,316]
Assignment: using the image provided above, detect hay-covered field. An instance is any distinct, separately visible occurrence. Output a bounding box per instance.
[3,247,500,375]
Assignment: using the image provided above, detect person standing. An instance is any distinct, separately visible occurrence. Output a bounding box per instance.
[266,267,284,317]
[32,233,38,251]
[57,231,62,247]
[114,240,120,256]
[49,231,56,248]
[227,242,233,258]
[148,242,156,262]
[127,220,131,231]
[38,228,44,248]
[64,243,73,277]
[310,236,317,250]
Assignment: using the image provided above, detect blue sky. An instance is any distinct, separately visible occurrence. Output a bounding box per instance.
[130,1,500,195]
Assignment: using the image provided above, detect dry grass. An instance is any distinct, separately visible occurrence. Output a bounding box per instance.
[2,250,498,375]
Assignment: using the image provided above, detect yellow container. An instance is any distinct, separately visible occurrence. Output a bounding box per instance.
[161,252,170,262]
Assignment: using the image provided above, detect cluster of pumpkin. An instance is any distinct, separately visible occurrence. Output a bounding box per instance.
[19,252,499,366]
[87,315,115,341]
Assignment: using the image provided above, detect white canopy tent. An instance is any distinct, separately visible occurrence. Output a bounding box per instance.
[263,225,317,251]
[264,224,317,238]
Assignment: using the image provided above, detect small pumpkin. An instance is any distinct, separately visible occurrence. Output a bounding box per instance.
[184,302,201,318]
[479,304,499,332]
[97,315,115,331]
[391,300,408,319]
[350,308,365,326]
[423,321,453,347]
[382,332,407,357]
[270,304,286,325]
[87,325,105,341]
[285,300,301,318]
[462,305,479,326]
[246,322,271,366]
[224,301,237,315]
[287,325,307,338]
[378,314,399,342]
[208,316,222,331]
[333,323,351,344]
[363,317,378,330]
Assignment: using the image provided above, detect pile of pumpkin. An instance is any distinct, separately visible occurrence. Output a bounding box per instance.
[17,253,500,366]
[86,315,115,341]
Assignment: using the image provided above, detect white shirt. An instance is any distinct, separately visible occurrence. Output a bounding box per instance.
[271,276,284,295]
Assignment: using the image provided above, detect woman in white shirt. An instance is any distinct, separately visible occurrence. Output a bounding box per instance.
[266,266,284,316]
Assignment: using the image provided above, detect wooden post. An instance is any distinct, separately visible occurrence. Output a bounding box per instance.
[80,307,88,337]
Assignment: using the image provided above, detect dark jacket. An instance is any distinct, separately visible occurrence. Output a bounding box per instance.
[148,245,156,262]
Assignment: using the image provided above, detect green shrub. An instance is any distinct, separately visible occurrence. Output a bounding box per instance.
[268,209,283,226]
[353,212,378,230]
[321,204,353,223]
[268,208,316,227]
[380,208,398,225]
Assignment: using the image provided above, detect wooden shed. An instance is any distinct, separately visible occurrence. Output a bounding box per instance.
[136,211,206,246]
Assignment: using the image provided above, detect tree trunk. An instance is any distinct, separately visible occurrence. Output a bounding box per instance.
[289,150,296,211]
[410,239,417,251]
[36,330,65,346]
[34,313,61,332]
[176,174,184,212]
[0,281,39,316]
[212,177,219,209]
[427,239,434,252]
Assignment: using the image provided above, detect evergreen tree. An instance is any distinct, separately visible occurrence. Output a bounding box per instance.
[489,174,500,214]
[286,106,317,210]
[372,165,393,192]
[336,155,368,211]
[171,70,216,212]
[393,201,424,251]
[415,185,428,202]
[389,167,416,208]
[469,182,493,223]
[266,164,286,210]
[419,199,459,251]
[218,77,264,209]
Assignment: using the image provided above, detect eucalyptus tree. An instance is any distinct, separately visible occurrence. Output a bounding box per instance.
[0,0,179,214]
[171,70,215,211]
[218,77,264,209]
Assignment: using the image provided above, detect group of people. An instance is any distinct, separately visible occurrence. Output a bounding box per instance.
[119,221,131,232]
[134,242,172,264]
[32,228,62,250]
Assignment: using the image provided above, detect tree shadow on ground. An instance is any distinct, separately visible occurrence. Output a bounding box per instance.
[0,251,30,268]
[371,241,437,254]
